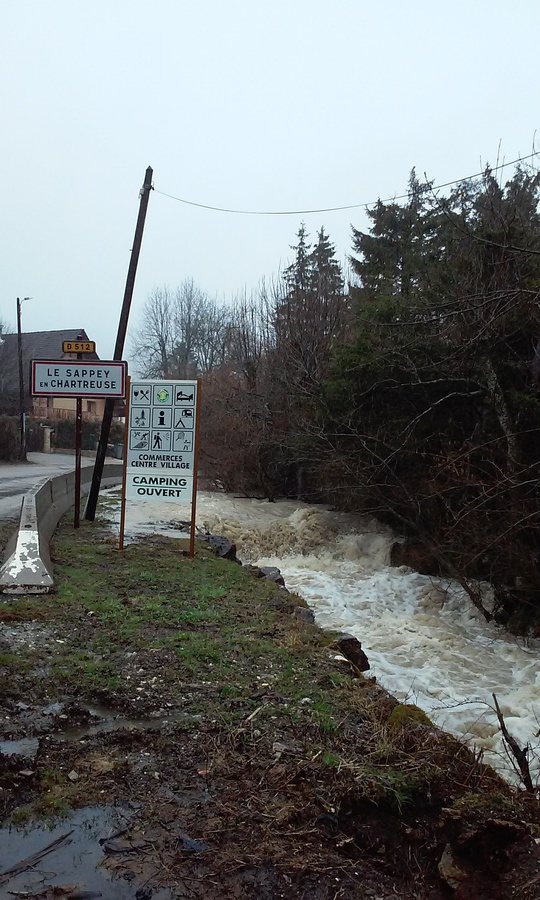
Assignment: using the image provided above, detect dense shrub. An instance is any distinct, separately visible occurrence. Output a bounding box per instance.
[0,416,20,461]
[27,418,124,452]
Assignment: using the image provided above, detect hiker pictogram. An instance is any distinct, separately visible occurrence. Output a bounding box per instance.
[150,430,172,451]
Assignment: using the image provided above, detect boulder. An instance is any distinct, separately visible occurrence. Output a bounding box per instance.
[244,564,287,587]
[294,606,316,624]
[259,566,286,587]
[333,634,370,672]
[202,534,240,563]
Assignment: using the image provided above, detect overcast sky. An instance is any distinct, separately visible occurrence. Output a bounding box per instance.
[1,0,539,362]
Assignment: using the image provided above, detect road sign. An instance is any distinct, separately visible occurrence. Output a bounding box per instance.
[31,360,127,398]
[119,377,201,556]
[127,379,197,475]
[62,340,96,354]
[125,472,193,501]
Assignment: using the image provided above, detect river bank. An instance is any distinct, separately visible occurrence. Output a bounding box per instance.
[1,514,540,898]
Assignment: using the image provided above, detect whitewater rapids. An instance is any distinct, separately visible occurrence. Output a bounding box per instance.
[117,490,540,787]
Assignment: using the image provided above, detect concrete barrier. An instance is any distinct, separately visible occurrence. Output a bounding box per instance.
[0,464,123,594]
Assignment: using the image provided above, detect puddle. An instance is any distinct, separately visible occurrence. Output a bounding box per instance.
[48,706,200,743]
[2,702,202,755]
[0,804,173,898]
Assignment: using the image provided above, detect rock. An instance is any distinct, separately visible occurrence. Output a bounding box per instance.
[259,566,286,587]
[295,606,315,624]
[333,634,370,672]
[438,843,467,889]
[202,534,240,562]
[244,564,287,587]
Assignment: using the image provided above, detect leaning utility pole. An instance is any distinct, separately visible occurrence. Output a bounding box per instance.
[85,166,153,521]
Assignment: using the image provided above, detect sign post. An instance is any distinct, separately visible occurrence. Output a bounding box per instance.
[63,344,95,528]
[120,378,201,555]
[31,358,128,528]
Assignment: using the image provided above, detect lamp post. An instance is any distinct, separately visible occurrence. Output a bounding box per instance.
[16,297,31,461]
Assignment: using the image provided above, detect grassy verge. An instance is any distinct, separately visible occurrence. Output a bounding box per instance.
[1,515,539,898]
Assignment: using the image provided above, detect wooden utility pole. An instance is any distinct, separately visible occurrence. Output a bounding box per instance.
[16,298,25,460]
[16,297,31,460]
[74,348,83,528]
[85,166,153,521]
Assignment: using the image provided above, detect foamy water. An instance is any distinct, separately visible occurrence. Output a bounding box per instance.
[113,489,540,786]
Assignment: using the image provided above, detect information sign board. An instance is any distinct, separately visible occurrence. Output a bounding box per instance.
[126,379,198,504]
[32,360,127,398]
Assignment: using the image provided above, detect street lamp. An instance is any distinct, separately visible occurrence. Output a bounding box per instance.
[17,296,32,461]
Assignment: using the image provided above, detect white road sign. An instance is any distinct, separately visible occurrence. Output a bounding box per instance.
[126,473,193,501]
[126,379,199,504]
[32,360,127,398]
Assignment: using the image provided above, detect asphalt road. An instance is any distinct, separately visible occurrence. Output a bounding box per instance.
[0,452,94,519]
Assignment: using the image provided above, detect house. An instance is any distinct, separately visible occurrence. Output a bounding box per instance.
[0,329,108,421]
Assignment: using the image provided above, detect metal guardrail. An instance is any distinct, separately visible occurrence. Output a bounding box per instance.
[0,463,123,594]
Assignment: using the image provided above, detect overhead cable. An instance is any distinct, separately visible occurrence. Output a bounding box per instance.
[154,151,539,217]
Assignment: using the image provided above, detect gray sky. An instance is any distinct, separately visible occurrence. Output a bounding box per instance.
[2,0,539,361]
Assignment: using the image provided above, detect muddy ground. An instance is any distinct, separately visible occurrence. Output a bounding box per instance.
[1,516,540,899]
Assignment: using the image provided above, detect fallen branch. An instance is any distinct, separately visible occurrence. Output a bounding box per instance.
[492,693,535,793]
[0,830,74,884]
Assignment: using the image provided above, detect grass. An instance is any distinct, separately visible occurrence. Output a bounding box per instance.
[1,519,338,716]
[1,514,540,897]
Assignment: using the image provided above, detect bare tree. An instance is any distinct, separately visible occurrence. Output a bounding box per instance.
[0,318,15,408]
[191,292,231,375]
[130,287,175,377]
[130,281,231,378]
[226,288,274,389]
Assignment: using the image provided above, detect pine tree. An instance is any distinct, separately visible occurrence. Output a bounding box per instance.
[274,224,347,394]
[350,169,433,314]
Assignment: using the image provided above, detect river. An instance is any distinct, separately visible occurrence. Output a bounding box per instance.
[117,489,540,787]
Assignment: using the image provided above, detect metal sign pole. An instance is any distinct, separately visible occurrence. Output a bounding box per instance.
[74,349,83,529]
[189,379,202,559]
[74,396,82,528]
[119,376,131,551]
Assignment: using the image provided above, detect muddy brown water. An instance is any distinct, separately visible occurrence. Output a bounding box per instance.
[0,706,205,898]
[0,804,173,898]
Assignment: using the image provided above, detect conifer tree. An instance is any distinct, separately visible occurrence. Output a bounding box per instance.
[274,224,347,394]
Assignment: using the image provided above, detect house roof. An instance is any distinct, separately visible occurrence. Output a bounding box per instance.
[1,328,99,363]
[0,329,100,401]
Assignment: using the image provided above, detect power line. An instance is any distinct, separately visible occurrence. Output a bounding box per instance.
[154,151,539,217]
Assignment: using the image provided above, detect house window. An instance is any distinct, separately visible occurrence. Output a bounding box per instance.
[87,401,96,414]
